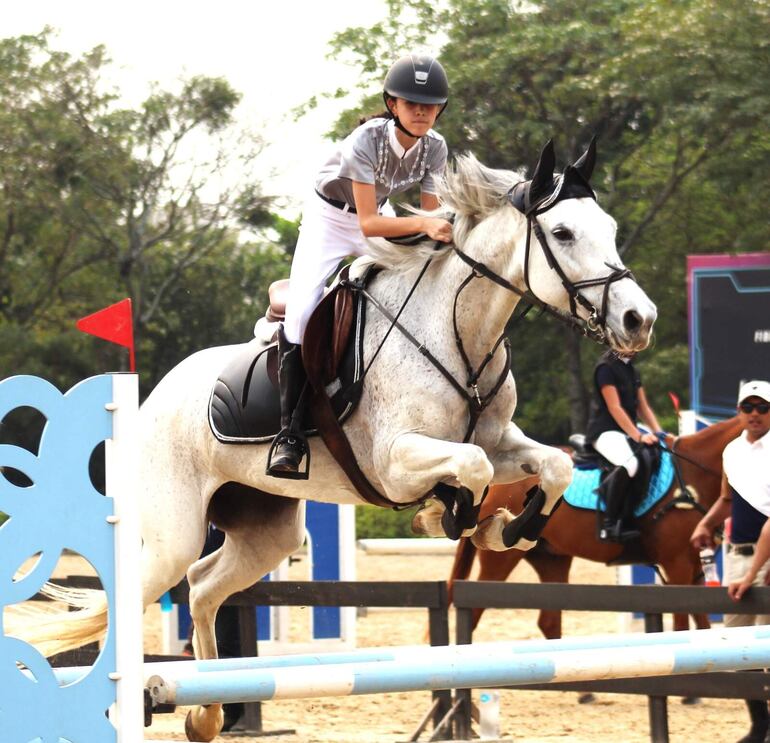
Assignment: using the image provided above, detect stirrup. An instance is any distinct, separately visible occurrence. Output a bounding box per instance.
[266,428,311,480]
[598,520,640,543]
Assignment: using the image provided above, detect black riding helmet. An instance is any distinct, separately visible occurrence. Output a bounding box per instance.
[383,54,449,137]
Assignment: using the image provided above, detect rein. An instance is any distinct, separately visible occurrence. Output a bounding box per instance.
[650,438,721,522]
[346,254,512,443]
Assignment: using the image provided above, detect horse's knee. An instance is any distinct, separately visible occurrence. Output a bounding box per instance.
[541,450,573,500]
[448,445,493,503]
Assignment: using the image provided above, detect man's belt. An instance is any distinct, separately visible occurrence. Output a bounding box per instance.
[728,543,756,556]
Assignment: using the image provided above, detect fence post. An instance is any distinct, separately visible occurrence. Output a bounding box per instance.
[429,581,452,733]
[454,606,475,740]
[644,612,669,743]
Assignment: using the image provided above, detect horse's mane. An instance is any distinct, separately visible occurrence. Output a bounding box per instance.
[364,153,522,272]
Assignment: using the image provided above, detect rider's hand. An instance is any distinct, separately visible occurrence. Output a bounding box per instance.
[422,218,453,243]
[639,432,658,446]
[728,577,752,601]
[690,523,714,550]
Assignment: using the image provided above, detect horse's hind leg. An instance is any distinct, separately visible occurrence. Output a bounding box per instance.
[184,486,305,743]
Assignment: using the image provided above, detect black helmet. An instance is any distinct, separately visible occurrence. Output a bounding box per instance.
[383,54,449,106]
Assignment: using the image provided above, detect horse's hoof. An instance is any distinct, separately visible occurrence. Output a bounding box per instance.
[578,692,596,704]
[185,705,223,742]
[411,501,444,537]
[470,509,513,551]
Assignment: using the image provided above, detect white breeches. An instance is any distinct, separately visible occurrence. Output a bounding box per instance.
[592,430,639,477]
[283,195,381,345]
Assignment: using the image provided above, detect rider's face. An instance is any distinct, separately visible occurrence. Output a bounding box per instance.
[387,98,442,139]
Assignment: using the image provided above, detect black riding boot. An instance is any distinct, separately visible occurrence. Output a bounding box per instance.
[266,326,310,479]
[737,699,769,743]
[598,466,640,542]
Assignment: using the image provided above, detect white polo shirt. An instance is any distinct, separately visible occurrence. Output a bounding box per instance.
[723,428,770,516]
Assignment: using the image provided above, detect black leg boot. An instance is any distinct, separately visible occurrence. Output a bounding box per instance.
[598,466,640,542]
[266,326,310,479]
[739,699,769,743]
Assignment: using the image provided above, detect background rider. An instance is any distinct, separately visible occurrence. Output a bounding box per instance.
[585,348,664,542]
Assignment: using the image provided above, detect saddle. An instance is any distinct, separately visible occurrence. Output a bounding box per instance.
[562,433,670,518]
[208,261,397,508]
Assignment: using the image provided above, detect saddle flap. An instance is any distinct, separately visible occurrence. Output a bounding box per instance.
[303,265,355,388]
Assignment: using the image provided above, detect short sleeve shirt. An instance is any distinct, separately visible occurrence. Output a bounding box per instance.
[316,118,448,207]
[723,429,770,523]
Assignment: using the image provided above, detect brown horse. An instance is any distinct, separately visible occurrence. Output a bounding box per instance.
[448,416,742,638]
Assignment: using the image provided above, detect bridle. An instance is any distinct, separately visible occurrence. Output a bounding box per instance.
[347,171,635,443]
[506,170,635,343]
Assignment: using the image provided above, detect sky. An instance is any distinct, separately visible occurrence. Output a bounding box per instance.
[5,0,390,212]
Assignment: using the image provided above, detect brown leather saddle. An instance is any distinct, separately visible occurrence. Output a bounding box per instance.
[208,264,397,507]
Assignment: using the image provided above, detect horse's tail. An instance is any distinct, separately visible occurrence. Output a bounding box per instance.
[447,536,478,606]
[6,582,108,658]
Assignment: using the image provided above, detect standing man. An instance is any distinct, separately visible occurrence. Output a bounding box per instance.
[691,379,770,743]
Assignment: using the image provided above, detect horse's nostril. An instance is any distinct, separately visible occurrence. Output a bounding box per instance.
[623,310,643,334]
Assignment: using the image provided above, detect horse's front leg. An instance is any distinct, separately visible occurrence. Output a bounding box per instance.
[381,432,494,539]
[474,421,573,552]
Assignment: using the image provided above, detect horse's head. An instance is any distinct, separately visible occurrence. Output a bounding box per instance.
[508,139,657,353]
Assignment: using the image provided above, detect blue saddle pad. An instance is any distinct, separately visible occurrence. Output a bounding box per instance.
[562,450,674,517]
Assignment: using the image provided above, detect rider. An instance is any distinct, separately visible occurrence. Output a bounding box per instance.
[266,53,454,479]
[585,349,664,542]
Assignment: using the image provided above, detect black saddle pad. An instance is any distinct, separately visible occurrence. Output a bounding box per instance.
[208,291,367,444]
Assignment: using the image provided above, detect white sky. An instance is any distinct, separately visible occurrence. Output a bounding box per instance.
[5,0,390,212]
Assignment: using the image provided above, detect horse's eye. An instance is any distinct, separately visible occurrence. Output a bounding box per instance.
[552,227,574,242]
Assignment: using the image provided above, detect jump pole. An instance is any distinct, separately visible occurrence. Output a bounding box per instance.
[148,632,770,707]
[46,623,770,687]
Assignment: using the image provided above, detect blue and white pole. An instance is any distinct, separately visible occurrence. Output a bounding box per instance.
[147,626,770,706]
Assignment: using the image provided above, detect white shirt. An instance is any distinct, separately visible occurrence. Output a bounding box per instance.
[723,428,770,516]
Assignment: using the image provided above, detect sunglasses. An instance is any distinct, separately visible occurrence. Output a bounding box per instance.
[739,401,770,415]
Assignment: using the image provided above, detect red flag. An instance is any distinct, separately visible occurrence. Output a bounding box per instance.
[76,298,136,372]
[668,391,681,414]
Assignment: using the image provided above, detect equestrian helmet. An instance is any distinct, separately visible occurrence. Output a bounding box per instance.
[383,54,449,106]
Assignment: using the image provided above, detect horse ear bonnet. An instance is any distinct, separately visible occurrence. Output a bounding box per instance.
[509,136,597,215]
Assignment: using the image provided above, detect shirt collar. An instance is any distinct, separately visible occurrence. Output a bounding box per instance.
[387,119,419,160]
[741,428,770,448]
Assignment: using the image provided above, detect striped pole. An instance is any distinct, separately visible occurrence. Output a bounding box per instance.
[52,623,770,686]
[147,631,770,707]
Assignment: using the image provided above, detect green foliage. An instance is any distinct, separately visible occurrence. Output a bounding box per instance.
[0,29,293,396]
[355,505,421,539]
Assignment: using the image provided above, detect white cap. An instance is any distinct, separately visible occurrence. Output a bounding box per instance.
[738,380,770,404]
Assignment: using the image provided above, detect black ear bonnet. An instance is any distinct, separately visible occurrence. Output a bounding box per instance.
[508,137,597,215]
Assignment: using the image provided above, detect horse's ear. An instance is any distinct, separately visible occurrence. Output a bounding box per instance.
[573,135,597,182]
[529,139,556,204]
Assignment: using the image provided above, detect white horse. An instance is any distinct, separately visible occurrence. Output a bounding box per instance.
[25,140,656,741]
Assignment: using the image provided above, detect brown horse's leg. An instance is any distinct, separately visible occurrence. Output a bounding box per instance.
[473,547,526,631]
[523,550,573,639]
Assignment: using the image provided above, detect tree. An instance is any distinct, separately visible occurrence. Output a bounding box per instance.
[0,30,288,392]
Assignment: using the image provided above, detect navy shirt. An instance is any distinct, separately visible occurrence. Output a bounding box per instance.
[730,485,768,544]
[586,355,641,442]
